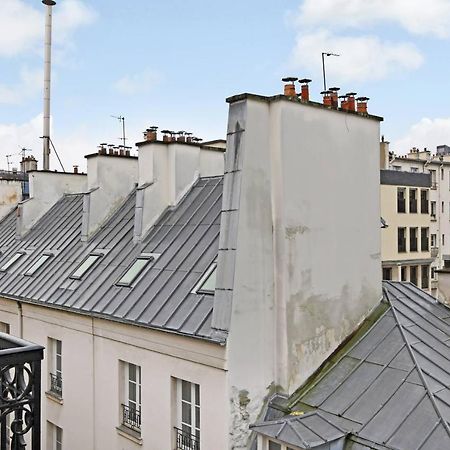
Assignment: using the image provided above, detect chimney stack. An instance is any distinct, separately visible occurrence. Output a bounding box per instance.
[298,78,311,102]
[20,156,38,173]
[282,77,298,97]
[185,132,193,143]
[346,93,357,112]
[98,143,107,155]
[357,97,369,114]
[329,87,340,108]
[73,165,79,174]
[321,90,332,107]
[176,131,186,142]
[144,126,158,142]
[339,95,348,110]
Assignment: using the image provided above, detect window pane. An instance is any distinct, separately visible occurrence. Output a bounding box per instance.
[25,254,51,276]
[0,253,24,272]
[196,265,217,293]
[182,401,192,424]
[195,384,200,406]
[129,381,136,402]
[71,254,101,279]
[117,258,151,286]
[268,441,282,450]
[182,380,191,402]
[195,405,200,428]
[129,364,136,382]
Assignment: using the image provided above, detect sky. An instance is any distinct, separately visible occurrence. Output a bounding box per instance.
[1,0,450,171]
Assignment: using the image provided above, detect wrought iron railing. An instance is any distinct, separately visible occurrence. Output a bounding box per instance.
[49,373,62,397]
[175,427,200,450]
[121,404,141,431]
[0,332,44,450]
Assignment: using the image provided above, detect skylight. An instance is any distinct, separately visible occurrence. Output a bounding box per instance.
[193,263,217,294]
[24,254,52,276]
[70,254,102,280]
[0,252,24,272]
[116,254,158,287]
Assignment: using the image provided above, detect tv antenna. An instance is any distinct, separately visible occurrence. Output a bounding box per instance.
[321,52,340,91]
[5,154,13,172]
[111,115,127,148]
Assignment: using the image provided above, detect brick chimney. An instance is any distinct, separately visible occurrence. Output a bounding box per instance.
[282,77,298,97]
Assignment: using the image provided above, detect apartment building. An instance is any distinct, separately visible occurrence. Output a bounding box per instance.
[1,82,449,450]
[380,169,434,294]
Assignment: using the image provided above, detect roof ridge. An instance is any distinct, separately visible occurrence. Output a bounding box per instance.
[384,286,450,440]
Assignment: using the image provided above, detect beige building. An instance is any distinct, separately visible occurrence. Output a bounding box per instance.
[380,169,434,294]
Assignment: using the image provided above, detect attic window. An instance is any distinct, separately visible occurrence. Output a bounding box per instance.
[24,254,52,276]
[0,252,25,272]
[116,254,159,287]
[193,263,217,295]
[70,254,102,280]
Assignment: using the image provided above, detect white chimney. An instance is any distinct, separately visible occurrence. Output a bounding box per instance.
[81,152,138,240]
[133,139,224,242]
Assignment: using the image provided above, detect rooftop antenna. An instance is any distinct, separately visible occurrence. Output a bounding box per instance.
[321,52,339,92]
[5,154,13,172]
[42,0,56,171]
[111,115,127,148]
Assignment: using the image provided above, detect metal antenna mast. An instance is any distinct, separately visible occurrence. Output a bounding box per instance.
[5,155,13,172]
[111,115,127,148]
[321,52,340,92]
[42,0,56,170]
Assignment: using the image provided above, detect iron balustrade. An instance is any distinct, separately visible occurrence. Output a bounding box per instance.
[0,332,44,450]
[175,427,200,450]
[121,404,141,431]
[49,373,62,397]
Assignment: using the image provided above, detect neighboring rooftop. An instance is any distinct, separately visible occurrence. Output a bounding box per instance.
[380,169,432,187]
[253,281,450,449]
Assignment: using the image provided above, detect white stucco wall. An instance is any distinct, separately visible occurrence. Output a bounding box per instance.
[218,96,382,448]
[0,180,22,220]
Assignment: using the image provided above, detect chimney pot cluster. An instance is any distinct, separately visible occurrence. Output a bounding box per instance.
[144,126,158,141]
[150,128,202,144]
[98,143,132,157]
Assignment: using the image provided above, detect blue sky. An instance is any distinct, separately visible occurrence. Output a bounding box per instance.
[1,0,450,170]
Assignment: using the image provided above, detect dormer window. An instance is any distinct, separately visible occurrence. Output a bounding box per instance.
[116,254,159,287]
[24,254,52,276]
[0,252,25,272]
[192,263,217,295]
[70,254,102,280]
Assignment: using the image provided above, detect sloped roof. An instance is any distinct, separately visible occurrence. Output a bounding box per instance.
[0,176,223,342]
[0,208,16,250]
[254,282,450,449]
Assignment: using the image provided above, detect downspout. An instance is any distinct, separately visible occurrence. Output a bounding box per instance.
[17,301,23,338]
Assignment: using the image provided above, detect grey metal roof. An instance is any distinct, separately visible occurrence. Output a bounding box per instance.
[255,282,450,449]
[380,169,431,187]
[0,176,223,342]
[0,208,17,251]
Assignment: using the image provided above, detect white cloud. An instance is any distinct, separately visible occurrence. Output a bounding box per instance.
[0,0,96,58]
[113,69,162,95]
[296,0,450,38]
[290,30,423,83]
[392,118,450,154]
[0,67,43,105]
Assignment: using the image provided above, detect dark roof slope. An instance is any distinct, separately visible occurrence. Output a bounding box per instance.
[253,282,450,449]
[0,208,17,251]
[380,169,431,187]
[0,176,223,342]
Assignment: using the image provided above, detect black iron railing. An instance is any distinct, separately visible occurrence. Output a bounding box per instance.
[49,373,62,397]
[121,404,141,431]
[175,427,200,450]
[0,332,44,450]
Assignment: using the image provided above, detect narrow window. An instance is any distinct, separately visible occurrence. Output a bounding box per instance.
[442,201,445,214]
[431,234,437,247]
[410,167,419,173]
[421,228,429,252]
[431,201,436,218]
[0,322,10,334]
[175,379,200,449]
[401,266,408,281]
[393,165,401,171]
[70,254,102,279]
[410,227,418,252]
[48,422,62,450]
[432,267,437,279]
[442,168,444,180]
[24,254,52,276]
[0,252,24,272]
[116,254,158,287]
[409,188,417,213]
[397,188,406,213]
[398,228,407,253]
[410,266,418,286]
[430,169,437,189]
[421,265,429,289]
[443,234,446,246]
[420,189,429,214]
[122,362,142,432]
[48,338,62,397]
[193,263,217,294]
[382,267,392,281]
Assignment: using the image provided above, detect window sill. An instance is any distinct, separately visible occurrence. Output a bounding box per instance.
[116,425,142,445]
[45,390,63,405]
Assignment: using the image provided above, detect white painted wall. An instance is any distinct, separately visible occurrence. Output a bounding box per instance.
[0,180,22,220]
[215,96,382,448]
[16,171,87,236]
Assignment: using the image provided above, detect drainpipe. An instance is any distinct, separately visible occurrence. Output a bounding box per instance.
[17,301,23,338]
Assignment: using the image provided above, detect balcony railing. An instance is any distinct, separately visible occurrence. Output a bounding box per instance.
[121,404,141,431]
[175,427,200,450]
[49,373,62,397]
[0,332,44,450]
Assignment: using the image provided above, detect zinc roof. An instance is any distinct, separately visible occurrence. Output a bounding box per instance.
[0,176,223,342]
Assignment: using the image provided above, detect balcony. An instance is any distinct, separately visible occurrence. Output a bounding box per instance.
[49,373,62,397]
[175,427,200,450]
[121,404,141,432]
[0,332,44,450]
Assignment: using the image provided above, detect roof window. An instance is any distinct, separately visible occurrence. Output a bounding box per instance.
[24,254,52,276]
[193,263,217,295]
[0,252,25,272]
[116,254,159,287]
[70,254,102,280]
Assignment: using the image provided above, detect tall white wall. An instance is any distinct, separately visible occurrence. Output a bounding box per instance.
[215,95,382,448]
[0,180,22,220]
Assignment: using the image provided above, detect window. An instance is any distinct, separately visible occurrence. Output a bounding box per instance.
[430,169,437,189]
[422,265,429,289]
[431,234,437,247]
[24,254,52,276]
[443,201,445,214]
[70,254,102,279]
[409,189,417,213]
[411,167,419,173]
[432,267,437,279]
[442,168,445,180]
[382,267,392,281]
[48,422,62,450]
[397,188,406,213]
[175,379,200,450]
[420,190,429,214]
[431,201,437,218]
[116,254,158,287]
[0,322,10,334]
[259,440,295,450]
[122,362,141,432]
[443,234,446,246]
[393,165,401,171]
[410,266,418,286]
[48,338,62,397]
[410,227,418,252]
[421,228,429,252]
[398,228,407,253]
[401,266,408,282]
[0,252,24,272]
[193,263,217,294]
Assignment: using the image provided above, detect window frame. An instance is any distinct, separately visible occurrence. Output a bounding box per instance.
[24,253,53,276]
[69,253,102,280]
[48,338,62,397]
[116,253,159,287]
[192,263,217,295]
[0,252,25,272]
[176,378,200,443]
[122,362,142,432]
